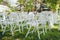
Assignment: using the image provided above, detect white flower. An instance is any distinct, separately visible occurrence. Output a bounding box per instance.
[8,0,19,7]
[0,5,11,12]
[3,0,20,7]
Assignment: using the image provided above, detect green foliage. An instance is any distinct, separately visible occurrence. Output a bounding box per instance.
[0,24,60,40]
[0,0,3,3]
[24,0,34,11]
[18,0,24,4]
[46,0,60,11]
[18,0,34,11]
[1,29,60,40]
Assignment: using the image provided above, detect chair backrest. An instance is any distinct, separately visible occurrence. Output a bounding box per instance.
[9,12,19,22]
[18,12,28,21]
[27,12,35,21]
[37,11,47,24]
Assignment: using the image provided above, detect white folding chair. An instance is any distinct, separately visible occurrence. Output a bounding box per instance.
[7,12,20,36]
[47,11,55,29]
[0,5,11,35]
[38,12,47,35]
[0,13,5,31]
[0,12,8,35]
[57,11,60,30]
[25,12,41,39]
[18,12,28,32]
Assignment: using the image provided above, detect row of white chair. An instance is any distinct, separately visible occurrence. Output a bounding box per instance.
[0,11,59,39]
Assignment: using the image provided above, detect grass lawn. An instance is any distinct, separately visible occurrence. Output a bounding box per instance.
[0,24,60,40]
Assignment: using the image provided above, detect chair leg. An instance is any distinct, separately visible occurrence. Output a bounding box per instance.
[21,22,23,32]
[25,25,31,38]
[1,24,4,31]
[41,24,46,35]
[36,26,40,39]
[18,25,21,32]
[45,24,47,33]
[10,25,14,36]
[2,25,7,35]
[26,25,29,29]
[31,28,35,33]
[58,22,60,30]
[22,25,23,32]
[48,21,54,30]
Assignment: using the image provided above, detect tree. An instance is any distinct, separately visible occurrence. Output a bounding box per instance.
[46,0,60,12]
[0,0,3,3]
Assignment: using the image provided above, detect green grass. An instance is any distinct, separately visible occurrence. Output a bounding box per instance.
[1,29,60,40]
[0,24,60,40]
